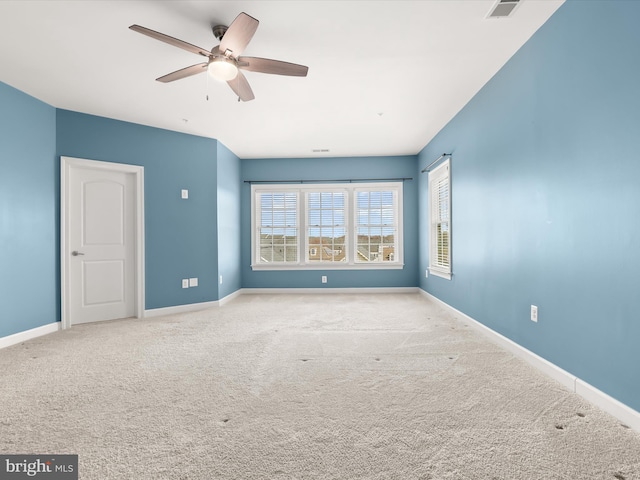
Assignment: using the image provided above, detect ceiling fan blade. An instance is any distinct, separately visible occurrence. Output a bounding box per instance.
[238,57,308,77]
[219,12,259,58]
[227,71,255,102]
[156,63,208,83]
[129,25,211,58]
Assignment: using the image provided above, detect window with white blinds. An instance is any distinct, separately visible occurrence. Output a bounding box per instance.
[355,189,398,264]
[256,191,299,264]
[251,182,403,270]
[428,159,452,279]
[307,191,347,263]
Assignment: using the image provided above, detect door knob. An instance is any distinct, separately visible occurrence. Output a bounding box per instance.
[71,251,85,256]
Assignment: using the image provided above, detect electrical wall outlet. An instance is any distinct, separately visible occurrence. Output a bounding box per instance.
[182,279,189,289]
[189,277,198,287]
[181,189,189,199]
[321,275,327,284]
[531,305,538,322]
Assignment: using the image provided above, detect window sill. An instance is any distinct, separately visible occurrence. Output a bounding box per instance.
[251,263,405,271]
[428,268,452,280]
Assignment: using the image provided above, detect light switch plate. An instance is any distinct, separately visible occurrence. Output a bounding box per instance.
[182,279,189,289]
[181,189,189,199]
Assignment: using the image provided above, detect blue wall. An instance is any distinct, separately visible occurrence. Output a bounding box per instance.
[241,155,418,288]
[56,110,219,309]
[0,83,57,337]
[419,0,640,411]
[217,142,242,298]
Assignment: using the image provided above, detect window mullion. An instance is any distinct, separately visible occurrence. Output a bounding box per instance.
[252,188,259,265]
[299,190,305,266]
[347,189,354,264]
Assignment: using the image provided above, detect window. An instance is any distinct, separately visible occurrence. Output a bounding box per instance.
[307,191,346,263]
[256,191,299,264]
[355,189,397,264]
[428,159,451,279]
[251,182,403,270]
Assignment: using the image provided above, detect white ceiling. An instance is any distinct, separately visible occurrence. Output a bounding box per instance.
[0,0,564,159]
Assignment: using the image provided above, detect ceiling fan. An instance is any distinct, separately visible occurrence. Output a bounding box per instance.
[129,12,308,102]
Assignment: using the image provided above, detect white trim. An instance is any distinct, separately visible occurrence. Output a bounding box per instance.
[147,287,419,310]
[0,322,60,350]
[575,379,640,431]
[428,269,452,280]
[144,301,218,317]
[250,263,405,271]
[219,289,243,306]
[419,289,640,432]
[61,156,145,329]
[241,287,419,295]
[420,290,575,390]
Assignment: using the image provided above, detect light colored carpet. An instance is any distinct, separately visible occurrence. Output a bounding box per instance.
[1,293,639,479]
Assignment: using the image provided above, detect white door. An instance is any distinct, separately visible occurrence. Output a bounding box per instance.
[67,163,136,324]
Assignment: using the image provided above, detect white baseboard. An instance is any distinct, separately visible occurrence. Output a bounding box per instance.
[575,379,640,431]
[137,286,418,316]
[219,289,243,306]
[241,287,420,295]
[144,301,218,317]
[419,289,640,433]
[146,287,415,314]
[0,322,61,350]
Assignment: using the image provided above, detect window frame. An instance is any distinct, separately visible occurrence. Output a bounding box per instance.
[253,189,301,265]
[353,186,401,266]
[428,159,452,280]
[251,182,404,271]
[305,189,348,264]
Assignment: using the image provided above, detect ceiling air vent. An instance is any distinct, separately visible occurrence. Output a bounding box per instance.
[487,0,521,18]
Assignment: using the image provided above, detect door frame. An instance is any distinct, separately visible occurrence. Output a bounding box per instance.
[61,156,145,329]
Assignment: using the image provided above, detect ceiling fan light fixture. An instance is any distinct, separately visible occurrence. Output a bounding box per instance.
[131,12,308,101]
[208,57,238,81]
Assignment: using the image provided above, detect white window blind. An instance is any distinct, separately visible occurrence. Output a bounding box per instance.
[429,160,452,279]
[307,191,347,263]
[257,191,298,264]
[355,189,398,263]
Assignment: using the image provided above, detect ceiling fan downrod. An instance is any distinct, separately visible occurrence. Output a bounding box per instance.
[212,25,228,41]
